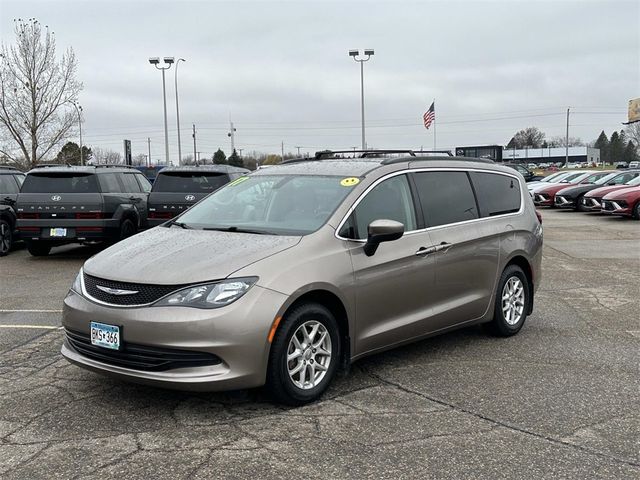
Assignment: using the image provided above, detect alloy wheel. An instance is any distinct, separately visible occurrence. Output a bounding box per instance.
[0,222,10,255]
[501,276,525,325]
[287,320,332,390]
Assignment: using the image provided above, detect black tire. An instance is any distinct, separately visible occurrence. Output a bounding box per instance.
[485,264,530,337]
[266,302,340,406]
[575,195,587,212]
[633,202,640,220]
[26,241,51,257]
[0,219,12,256]
[119,218,137,240]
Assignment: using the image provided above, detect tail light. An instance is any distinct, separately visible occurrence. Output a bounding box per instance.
[18,213,40,219]
[535,210,542,224]
[17,226,40,232]
[149,212,174,219]
[75,212,104,219]
[77,227,104,232]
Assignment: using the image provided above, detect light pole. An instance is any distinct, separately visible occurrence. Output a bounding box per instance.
[149,57,174,165]
[174,58,186,164]
[348,48,374,150]
[71,102,83,165]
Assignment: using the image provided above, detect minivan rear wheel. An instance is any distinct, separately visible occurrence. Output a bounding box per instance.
[486,264,529,337]
[26,241,51,257]
[266,303,340,405]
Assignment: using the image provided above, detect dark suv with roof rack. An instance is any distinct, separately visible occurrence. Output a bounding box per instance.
[16,165,152,256]
[147,165,249,227]
[0,166,25,256]
[62,149,542,404]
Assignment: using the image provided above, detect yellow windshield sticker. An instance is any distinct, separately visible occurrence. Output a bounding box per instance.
[228,176,249,186]
[340,177,360,187]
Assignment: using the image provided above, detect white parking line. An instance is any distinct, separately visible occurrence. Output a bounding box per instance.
[0,309,63,313]
[0,325,62,330]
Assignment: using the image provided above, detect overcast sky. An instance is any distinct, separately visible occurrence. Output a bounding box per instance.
[1,0,638,161]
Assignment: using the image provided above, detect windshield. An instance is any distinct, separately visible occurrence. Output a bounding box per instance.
[593,173,619,185]
[561,172,588,183]
[626,176,640,186]
[173,174,356,235]
[152,172,230,193]
[21,173,98,193]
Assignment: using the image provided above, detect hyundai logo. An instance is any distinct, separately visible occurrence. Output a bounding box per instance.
[96,285,139,296]
[51,195,62,201]
[185,195,196,201]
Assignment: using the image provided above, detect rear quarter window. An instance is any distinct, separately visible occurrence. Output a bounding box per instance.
[469,172,521,217]
[412,171,479,227]
[98,173,122,193]
[0,174,19,194]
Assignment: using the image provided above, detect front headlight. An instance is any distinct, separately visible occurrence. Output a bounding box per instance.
[153,277,258,309]
[71,268,83,294]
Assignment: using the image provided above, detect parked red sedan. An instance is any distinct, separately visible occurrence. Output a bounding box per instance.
[533,171,607,207]
[601,186,640,219]
[582,175,640,212]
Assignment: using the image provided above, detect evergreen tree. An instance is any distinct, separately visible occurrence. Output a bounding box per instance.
[623,141,639,163]
[227,149,243,167]
[55,142,92,165]
[593,131,609,164]
[213,148,227,165]
[609,131,624,162]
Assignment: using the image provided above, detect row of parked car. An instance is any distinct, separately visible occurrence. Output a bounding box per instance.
[527,169,640,218]
[0,164,249,256]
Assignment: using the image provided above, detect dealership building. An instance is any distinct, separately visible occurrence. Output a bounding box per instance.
[455,145,600,165]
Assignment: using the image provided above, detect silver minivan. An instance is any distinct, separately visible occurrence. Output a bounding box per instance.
[62,153,543,404]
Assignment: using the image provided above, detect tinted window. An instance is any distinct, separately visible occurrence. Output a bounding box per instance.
[135,174,152,192]
[0,174,19,194]
[14,174,25,187]
[152,172,230,193]
[98,173,122,193]
[119,173,141,193]
[21,173,98,193]
[412,171,479,227]
[347,174,416,239]
[470,172,521,217]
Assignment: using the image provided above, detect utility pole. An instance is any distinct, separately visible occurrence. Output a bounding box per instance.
[238,148,243,158]
[295,146,301,156]
[196,151,201,165]
[565,107,570,168]
[147,137,151,167]
[192,124,197,162]
[148,57,174,165]
[281,141,285,162]
[175,58,186,165]
[348,49,374,150]
[227,121,237,153]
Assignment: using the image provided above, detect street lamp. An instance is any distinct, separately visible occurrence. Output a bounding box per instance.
[174,58,186,164]
[349,48,374,150]
[71,102,83,165]
[149,56,174,165]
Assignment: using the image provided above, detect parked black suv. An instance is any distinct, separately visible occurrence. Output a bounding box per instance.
[16,165,152,256]
[503,163,543,183]
[0,166,25,256]
[147,165,249,227]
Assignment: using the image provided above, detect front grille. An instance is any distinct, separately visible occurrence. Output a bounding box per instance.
[65,328,221,371]
[602,200,614,211]
[83,273,187,306]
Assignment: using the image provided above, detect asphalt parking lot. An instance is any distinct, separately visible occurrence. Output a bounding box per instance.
[1,210,639,479]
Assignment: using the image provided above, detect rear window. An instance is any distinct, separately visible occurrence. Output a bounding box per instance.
[21,173,99,193]
[152,172,231,193]
[470,172,521,217]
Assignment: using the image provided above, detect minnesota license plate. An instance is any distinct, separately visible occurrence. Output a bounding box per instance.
[50,228,67,237]
[90,322,120,350]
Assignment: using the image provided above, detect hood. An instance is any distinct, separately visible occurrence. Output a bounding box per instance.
[84,226,302,284]
[604,186,640,200]
[556,184,596,197]
[585,184,632,198]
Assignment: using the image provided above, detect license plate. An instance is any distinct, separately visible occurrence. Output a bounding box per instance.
[50,228,67,237]
[90,322,120,350]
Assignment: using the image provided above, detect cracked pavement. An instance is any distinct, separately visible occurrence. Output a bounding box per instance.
[1,210,639,479]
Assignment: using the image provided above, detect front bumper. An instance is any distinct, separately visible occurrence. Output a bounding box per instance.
[580,196,602,212]
[61,285,287,391]
[600,200,631,216]
[554,195,575,208]
[533,193,553,206]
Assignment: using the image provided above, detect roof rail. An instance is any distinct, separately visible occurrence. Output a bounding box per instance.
[381,155,494,165]
[412,150,454,156]
[0,165,20,171]
[31,163,71,169]
[93,164,137,169]
[281,157,312,164]
[315,149,418,159]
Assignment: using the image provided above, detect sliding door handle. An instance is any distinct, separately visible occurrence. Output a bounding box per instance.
[415,246,437,257]
[436,242,453,253]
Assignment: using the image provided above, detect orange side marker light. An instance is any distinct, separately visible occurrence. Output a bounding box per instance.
[267,316,282,343]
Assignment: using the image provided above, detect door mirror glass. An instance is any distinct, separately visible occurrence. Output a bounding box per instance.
[364,219,404,256]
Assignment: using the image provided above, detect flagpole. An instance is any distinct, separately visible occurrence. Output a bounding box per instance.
[433,99,436,150]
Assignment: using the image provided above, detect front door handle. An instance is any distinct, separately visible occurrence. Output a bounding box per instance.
[436,242,453,253]
[415,246,437,257]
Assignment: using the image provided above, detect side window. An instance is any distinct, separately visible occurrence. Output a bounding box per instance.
[98,173,122,193]
[469,172,521,217]
[0,175,19,194]
[344,174,416,239]
[135,173,152,193]
[119,173,142,193]
[412,171,479,227]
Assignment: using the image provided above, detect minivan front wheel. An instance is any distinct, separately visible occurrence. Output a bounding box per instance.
[266,303,340,405]
[486,265,529,336]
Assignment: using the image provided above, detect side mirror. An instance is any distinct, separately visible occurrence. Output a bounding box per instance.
[363,219,404,256]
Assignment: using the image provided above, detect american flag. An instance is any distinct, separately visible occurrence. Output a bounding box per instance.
[423,102,435,130]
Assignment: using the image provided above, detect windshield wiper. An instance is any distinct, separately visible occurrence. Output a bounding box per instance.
[167,220,192,229]
[202,226,270,235]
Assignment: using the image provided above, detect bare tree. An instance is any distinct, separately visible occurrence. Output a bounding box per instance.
[506,127,546,149]
[548,136,584,148]
[92,147,122,165]
[0,19,82,170]
[624,122,640,151]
